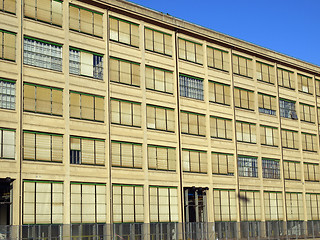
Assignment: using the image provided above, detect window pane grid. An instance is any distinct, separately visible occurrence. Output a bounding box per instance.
[232,55,252,78]
[0,80,15,110]
[182,149,207,173]
[145,28,172,56]
[179,75,203,100]
[147,145,176,171]
[178,38,202,64]
[111,141,142,169]
[258,94,276,115]
[209,81,230,105]
[279,99,297,119]
[236,121,256,144]
[181,111,205,137]
[109,17,139,47]
[262,159,280,179]
[212,153,234,176]
[238,156,258,177]
[278,68,295,89]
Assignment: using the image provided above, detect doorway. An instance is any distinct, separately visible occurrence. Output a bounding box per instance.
[0,178,13,225]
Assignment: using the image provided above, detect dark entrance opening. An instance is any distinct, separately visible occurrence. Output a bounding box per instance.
[0,178,13,225]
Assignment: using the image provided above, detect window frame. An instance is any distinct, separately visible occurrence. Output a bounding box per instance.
[277,67,295,90]
[238,155,258,178]
[182,148,207,174]
[208,80,230,106]
[180,110,206,137]
[256,61,275,84]
[262,158,280,179]
[111,140,142,169]
[240,190,261,221]
[147,144,176,172]
[178,37,203,65]
[210,116,233,140]
[212,152,234,176]
[258,92,276,115]
[144,27,172,56]
[179,74,204,101]
[304,163,319,182]
[264,191,283,221]
[0,78,16,110]
[232,54,253,78]
[283,160,301,181]
[146,104,175,132]
[0,127,15,160]
[0,29,16,62]
[279,98,297,119]
[110,56,140,87]
[281,129,299,150]
[145,65,173,94]
[260,125,278,147]
[301,132,317,152]
[207,46,229,72]
[297,73,313,95]
[234,87,255,111]
[299,103,315,123]
[0,0,16,14]
[236,121,256,144]
[111,98,141,128]
[213,189,237,222]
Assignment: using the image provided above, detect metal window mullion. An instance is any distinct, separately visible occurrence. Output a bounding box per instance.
[50,182,53,224]
[34,133,37,161]
[93,140,96,165]
[132,143,135,167]
[34,182,37,223]
[50,135,52,161]
[79,139,82,164]
[130,103,134,127]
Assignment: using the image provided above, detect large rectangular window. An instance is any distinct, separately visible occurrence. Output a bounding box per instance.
[24,130,62,162]
[262,158,280,179]
[213,189,237,221]
[264,191,283,221]
[23,37,62,71]
[70,136,104,165]
[149,186,178,223]
[113,184,143,223]
[0,29,16,61]
[147,105,174,132]
[256,61,275,84]
[212,152,234,176]
[304,163,319,182]
[148,145,175,171]
[23,180,63,224]
[24,0,62,26]
[145,27,172,56]
[207,46,229,72]
[182,149,207,173]
[306,193,320,220]
[178,38,203,64]
[180,111,205,136]
[298,73,313,94]
[69,48,103,80]
[236,121,256,144]
[240,190,261,221]
[283,160,300,180]
[69,4,103,37]
[316,79,320,97]
[179,74,203,100]
[279,99,297,119]
[110,57,140,87]
[210,116,232,140]
[146,65,173,94]
[234,87,254,110]
[232,54,253,78]
[300,103,315,123]
[111,98,141,127]
[0,78,15,110]
[281,129,299,149]
[278,68,295,89]
[258,93,276,115]
[70,91,104,122]
[0,0,15,14]
[70,182,106,223]
[286,192,304,220]
[111,140,142,169]
[0,128,15,159]
[260,125,278,146]
[209,81,230,105]
[302,132,317,152]
[238,156,258,178]
[24,83,63,116]
[110,16,139,47]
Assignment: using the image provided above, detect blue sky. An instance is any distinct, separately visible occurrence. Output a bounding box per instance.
[127,0,320,67]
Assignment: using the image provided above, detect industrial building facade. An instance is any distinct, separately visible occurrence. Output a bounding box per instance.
[1,0,320,238]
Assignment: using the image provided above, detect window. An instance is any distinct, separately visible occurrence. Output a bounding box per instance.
[281,129,299,149]
[0,128,15,159]
[256,61,275,84]
[111,140,142,169]
[286,192,304,220]
[182,149,207,173]
[23,37,62,71]
[238,156,258,177]
[262,158,280,179]
[113,184,143,223]
[24,0,62,26]
[207,46,229,71]
[304,163,319,182]
[179,74,203,100]
[279,99,297,119]
[232,54,252,78]
[149,186,178,222]
[146,65,173,94]
[0,78,15,110]
[24,83,63,116]
[260,125,278,146]
[298,74,313,94]
[210,116,232,140]
[302,132,317,152]
[148,145,175,171]
[212,152,234,176]
[300,103,315,123]
[110,57,140,86]
[234,87,254,110]
[277,68,295,89]
[0,0,15,14]
[306,193,320,220]
[180,111,205,136]
[208,81,230,105]
[236,121,256,144]
[147,105,174,132]
[70,182,106,223]
[69,48,103,80]
[24,130,62,162]
[264,191,283,221]
[316,79,320,97]
[111,98,141,127]
[284,160,300,180]
[23,180,63,224]
[0,29,16,61]
[145,27,172,56]
[258,93,276,115]
[213,189,237,221]
[178,37,202,64]
[240,190,261,221]
[70,91,104,122]
[69,4,103,37]
[109,16,139,47]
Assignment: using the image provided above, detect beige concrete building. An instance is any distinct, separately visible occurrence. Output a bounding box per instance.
[1,0,320,238]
